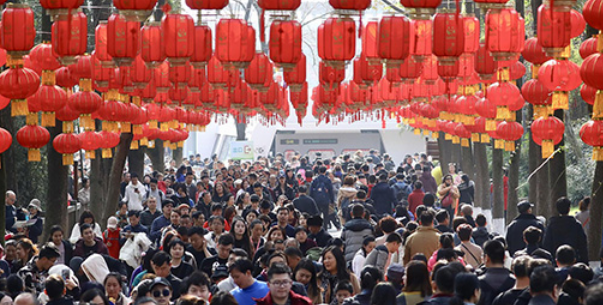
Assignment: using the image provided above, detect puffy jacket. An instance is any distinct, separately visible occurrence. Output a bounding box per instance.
[543,215,588,263]
[369,182,397,216]
[363,245,389,270]
[403,226,440,265]
[472,227,492,248]
[505,213,544,256]
[255,291,312,305]
[342,218,374,262]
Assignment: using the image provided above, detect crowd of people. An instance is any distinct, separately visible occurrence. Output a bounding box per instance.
[0,149,601,305]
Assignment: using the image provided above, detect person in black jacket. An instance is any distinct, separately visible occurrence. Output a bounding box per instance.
[309,166,335,229]
[369,174,397,217]
[505,201,545,256]
[543,197,589,263]
[293,186,319,216]
[48,226,73,266]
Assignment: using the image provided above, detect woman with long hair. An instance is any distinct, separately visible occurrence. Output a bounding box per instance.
[69,210,103,244]
[104,272,130,305]
[12,239,37,273]
[576,196,591,233]
[293,258,323,304]
[251,226,285,264]
[370,283,398,305]
[211,182,230,204]
[352,236,376,278]
[343,265,382,305]
[168,239,194,279]
[449,273,480,305]
[285,169,299,195]
[437,174,460,218]
[427,233,464,271]
[48,225,73,265]
[318,246,360,303]
[396,261,432,305]
[229,217,252,258]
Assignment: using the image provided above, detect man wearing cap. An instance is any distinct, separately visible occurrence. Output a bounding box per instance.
[103,217,122,259]
[17,243,61,294]
[122,173,147,212]
[149,277,173,305]
[150,200,174,243]
[505,200,545,256]
[26,199,44,244]
[386,263,405,295]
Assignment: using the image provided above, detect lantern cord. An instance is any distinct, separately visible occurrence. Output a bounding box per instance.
[516,146,560,191]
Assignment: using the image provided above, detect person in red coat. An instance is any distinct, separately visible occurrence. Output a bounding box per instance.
[254,263,312,305]
[407,181,425,216]
[103,217,122,259]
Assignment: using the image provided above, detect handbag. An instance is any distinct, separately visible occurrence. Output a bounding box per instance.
[441,191,454,208]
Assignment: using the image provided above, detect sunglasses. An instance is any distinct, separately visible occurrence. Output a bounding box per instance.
[153,289,170,298]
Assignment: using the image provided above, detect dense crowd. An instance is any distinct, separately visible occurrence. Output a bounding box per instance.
[1,149,602,305]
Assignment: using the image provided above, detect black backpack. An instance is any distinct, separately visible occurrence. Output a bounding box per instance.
[311,179,330,206]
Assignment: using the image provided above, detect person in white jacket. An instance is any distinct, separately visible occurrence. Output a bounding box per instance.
[122,174,147,211]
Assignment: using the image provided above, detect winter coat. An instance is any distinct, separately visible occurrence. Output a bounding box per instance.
[309,175,335,207]
[505,213,545,256]
[369,182,397,216]
[419,171,438,194]
[341,218,374,262]
[472,227,492,248]
[255,291,312,305]
[293,195,320,216]
[403,226,440,265]
[363,245,389,271]
[543,215,588,263]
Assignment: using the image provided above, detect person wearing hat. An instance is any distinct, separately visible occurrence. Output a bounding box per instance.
[26,199,43,244]
[150,199,174,243]
[505,200,545,256]
[386,263,405,295]
[103,217,122,260]
[17,243,61,294]
[306,215,333,248]
[149,277,173,305]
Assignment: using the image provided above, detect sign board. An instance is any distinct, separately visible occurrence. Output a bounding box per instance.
[229,141,254,160]
[303,139,338,145]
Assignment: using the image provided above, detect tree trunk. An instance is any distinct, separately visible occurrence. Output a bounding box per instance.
[549,110,567,204]
[474,142,490,221]
[236,122,247,141]
[147,141,165,173]
[437,133,451,175]
[128,148,145,178]
[508,141,521,226]
[537,162,552,219]
[492,148,505,234]
[101,133,133,228]
[460,143,475,181]
[90,154,111,217]
[44,121,68,242]
[589,161,603,260]
[451,143,462,172]
[173,147,183,166]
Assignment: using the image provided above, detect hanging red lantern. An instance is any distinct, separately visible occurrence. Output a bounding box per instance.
[538,59,581,110]
[583,0,603,31]
[56,67,79,89]
[30,84,68,127]
[580,119,603,161]
[284,54,306,92]
[162,10,195,66]
[531,116,565,158]
[99,131,120,158]
[130,55,153,89]
[269,20,302,70]
[0,128,12,157]
[140,21,165,68]
[53,133,81,165]
[0,3,36,60]
[78,131,102,159]
[473,0,509,10]
[474,43,497,81]
[581,85,597,107]
[318,17,356,68]
[244,52,272,91]
[377,15,412,68]
[186,0,229,10]
[0,67,40,116]
[410,19,432,62]
[39,0,84,17]
[191,23,212,69]
[188,67,206,93]
[319,61,345,89]
[354,53,382,87]
[399,55,423,83]
[207,55,229,89]
[570,9,586,38]
[432,12,465,65]
[485,8,525,61]
[361,21,380,64]
[107,13,139,66]
[475,96,498,131]
[537,4,572,57]
[29,43,61,75]
[509,61,526,80]
[399,0,442,20]
[169,62,193,89]
[329,0,371,10]
[496,120,523,151]
[113,0,157,22]
[487,81,521,121]
[215,19,255,68]
[463,15,480,54]
[522,37,552,66]
[94,21,113,67]
[51,10,87,65]
[580,37,598,60]
[522,79,552,118]
[16,125,50,161]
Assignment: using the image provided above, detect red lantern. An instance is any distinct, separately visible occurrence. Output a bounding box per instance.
[0,3,36,60]
[377,15,412,67]
[107,13,139,66]
[522,37,552,65]
[538,59,581,109]
[16,125,50,161]
[269,20,302,70]
[581,85,597,106]
[186,0,229,10]
[78,131,102,159]
[99,131,120,158]
[0,128,12,156]
[29,43,61,74]
[329,0,371,10]
[318,17,356,68]
[113,0,157,22]
[0,67,40,116]
[53,133,81,165]
[30,84,68,127]
[284,54,306,92]
[140,21,165,68]
[463,15,480,54]
[354,53,383,87]
[94,21,113,66]
[531,116,564,158]
[319,61,345,89]
[40,0,84,17]
[537,4,572,57]
[487,81,521,120]
[522,79,552,118]
[215,19,255,69]
[258,0,301,10]
[162,11,195,66]
[432,12,465,65]
[56,67,79,89]
[580,119,603,160]
[410,19,432,61]
[188,67,206,92]
[207,55,229,89]
[130,55,153,89]
[580,37,598,60]
[473,0,509,10]
[485,8,525,61]
[399,0,442,20]
[475,43,497,80]
[583,0,603,31]
[399,56,423,83]
[570,9,586,38]
[245,52,272,91]
[51,11,87,65]
[191,24,212,68]
[496,121,523,151]
[169,62,193,89]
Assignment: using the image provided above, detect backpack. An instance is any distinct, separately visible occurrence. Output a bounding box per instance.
[392,181,410,201]
[305,247,323,261]
[311,179,330,206]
